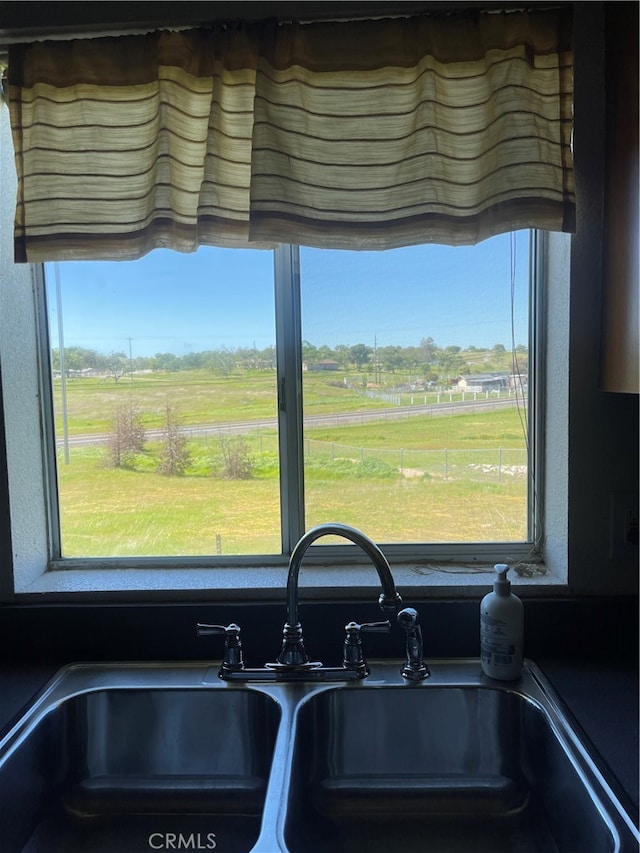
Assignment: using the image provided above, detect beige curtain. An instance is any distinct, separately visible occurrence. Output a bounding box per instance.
[8,9,574,262]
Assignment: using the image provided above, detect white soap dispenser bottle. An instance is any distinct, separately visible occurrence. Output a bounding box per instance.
[480,564,524,680]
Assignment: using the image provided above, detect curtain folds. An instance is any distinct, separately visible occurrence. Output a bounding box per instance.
[8,9,574,262]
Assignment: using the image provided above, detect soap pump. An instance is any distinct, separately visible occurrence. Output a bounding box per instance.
[480,564,524,680]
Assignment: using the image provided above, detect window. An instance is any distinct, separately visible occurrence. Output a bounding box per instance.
[299,236,533,548]
[6,8,632,600]
[42,231,536,565]
[46,248,281,558]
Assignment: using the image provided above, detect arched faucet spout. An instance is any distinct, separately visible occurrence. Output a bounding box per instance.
[275,523,402,669]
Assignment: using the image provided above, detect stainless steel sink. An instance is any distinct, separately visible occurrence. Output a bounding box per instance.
[0,661,637,853]
[284,676,630,852]
[0,664,280,853]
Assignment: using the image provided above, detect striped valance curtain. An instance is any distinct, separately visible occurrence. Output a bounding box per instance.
[7,9,574,262]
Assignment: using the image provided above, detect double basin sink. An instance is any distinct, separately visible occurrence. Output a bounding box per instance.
[0,659,637,852]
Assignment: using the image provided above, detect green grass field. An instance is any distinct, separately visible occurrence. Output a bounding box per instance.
[59,453,525,557]
[53,370,529,557]
[53,368,521,432]
[53,369,406,434]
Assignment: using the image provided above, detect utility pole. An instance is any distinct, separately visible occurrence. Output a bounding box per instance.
[128,337,133,382]
[374,335,379,384]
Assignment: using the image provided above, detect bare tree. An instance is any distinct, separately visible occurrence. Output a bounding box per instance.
[158,402,190,476]
[217,434,254,479]
[106,401,146,468]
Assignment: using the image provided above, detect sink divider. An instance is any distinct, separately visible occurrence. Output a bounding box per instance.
[250,682,340,853]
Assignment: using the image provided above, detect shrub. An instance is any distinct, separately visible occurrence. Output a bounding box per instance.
[217,435,255,479]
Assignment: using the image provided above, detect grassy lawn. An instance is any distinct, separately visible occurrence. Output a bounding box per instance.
[56,407,528,556]
[304,407,526,450]
[305,477,526,544]
[59,452,283,556]
[58,448,525,557]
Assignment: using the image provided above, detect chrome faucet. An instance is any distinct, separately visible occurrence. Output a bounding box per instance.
[272,522,403,671]
[198,523,428,681]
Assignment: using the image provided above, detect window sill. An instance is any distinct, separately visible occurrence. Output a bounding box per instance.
[13,561,566,602]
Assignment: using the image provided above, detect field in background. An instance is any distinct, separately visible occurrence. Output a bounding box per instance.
[52,366,526,433]
[53,368,529,556]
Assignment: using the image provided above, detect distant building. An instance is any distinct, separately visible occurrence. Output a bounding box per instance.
[456,373,509,392]
[67,368,100,379]
[507,374,528,392]
[309,360,341,371]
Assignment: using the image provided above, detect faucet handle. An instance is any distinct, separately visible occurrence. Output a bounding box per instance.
[343,619,391,678]
[196,622,244,675]
[349,619,391,634]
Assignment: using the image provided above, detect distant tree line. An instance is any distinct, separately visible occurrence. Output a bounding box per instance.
[51,344,276,380]
[52,338,528,384]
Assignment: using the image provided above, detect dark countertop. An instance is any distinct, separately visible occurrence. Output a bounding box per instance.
[536,658,639,819]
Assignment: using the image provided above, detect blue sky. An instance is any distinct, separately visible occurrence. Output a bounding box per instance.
[46,231,530,358]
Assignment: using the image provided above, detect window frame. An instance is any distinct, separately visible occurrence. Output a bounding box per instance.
[34,236,542,572]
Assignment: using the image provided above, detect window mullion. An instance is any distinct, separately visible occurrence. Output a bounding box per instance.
[274,244,305,554]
